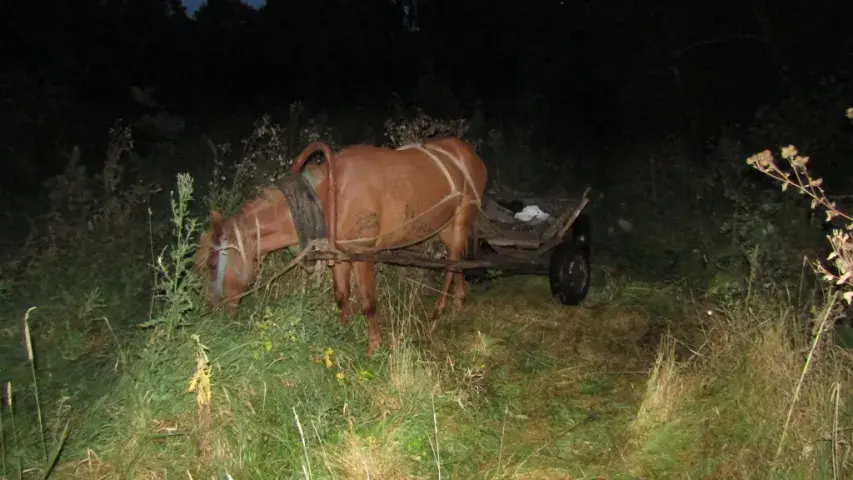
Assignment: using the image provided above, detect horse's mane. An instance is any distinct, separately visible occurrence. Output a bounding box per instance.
[193,229,213,274]
[194,187,284,276]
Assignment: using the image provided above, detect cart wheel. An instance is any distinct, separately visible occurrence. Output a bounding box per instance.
[548,240,590,306]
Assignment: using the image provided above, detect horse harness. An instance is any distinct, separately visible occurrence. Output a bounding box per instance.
[210,170,323,296]
[276,170,328,253]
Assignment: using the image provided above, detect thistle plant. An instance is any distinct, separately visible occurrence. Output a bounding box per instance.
[747,108,853,465]
[141,173,202,337]
[747,130,853,304]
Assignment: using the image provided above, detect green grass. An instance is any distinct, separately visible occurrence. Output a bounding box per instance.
[6,244,850,479]
[2,129,852,479]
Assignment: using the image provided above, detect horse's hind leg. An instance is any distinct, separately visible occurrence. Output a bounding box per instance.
[353,261,382,355]
[434,203,475,317]
[332,262,353,326]
[433,263,455,318]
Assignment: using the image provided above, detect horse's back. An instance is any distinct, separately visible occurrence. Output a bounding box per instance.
[332,137,487,249]
[423,137,488,195]
[337,137,486,190]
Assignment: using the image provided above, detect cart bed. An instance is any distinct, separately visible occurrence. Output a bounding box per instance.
[477,192,588,252]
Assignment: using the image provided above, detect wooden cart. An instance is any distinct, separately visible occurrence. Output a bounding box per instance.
[464,188,592,305]
[302,188,592,306]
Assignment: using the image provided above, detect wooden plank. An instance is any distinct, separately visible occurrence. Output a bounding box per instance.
[536,194,590,255]
[485,237,541,249]
[479,228,541,248]
[481,198,516,224]
[304,249,547,274]
[541,187,591,241]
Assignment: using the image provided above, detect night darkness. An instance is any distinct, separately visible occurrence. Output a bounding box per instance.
[4,0,853,476]
[5,0,853,188]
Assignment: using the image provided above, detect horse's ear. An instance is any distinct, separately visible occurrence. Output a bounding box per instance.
[210,211,224,243]
[207,211,224,272]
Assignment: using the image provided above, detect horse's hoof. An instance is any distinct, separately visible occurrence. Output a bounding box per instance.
[432,301,446,320]
[367,335,382,356]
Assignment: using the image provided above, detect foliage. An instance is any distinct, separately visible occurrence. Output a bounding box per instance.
[5,123,157,273]
[140,173,204,337]
[202,104,341,216]
[383,108,476,148]
[749,80,853,187]
[747,111,853,306]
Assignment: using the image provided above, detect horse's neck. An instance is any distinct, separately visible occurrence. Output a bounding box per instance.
[234,196,297,255]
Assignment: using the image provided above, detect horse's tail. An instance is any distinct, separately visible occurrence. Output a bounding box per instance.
[290,142,338,249]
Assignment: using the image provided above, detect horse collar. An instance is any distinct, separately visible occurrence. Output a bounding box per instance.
[277,170,328,254]
[300,170,317,191]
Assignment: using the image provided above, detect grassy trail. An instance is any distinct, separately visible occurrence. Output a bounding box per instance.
[422,274,668,479]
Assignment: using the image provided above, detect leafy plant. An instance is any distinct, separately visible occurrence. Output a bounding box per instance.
[141,173,203,338]
[747,113,853,305]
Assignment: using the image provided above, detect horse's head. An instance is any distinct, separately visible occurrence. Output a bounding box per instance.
[195,187,317,317]
[195,209,262,317]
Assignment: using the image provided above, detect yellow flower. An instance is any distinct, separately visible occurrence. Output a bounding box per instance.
[324,347,335,369]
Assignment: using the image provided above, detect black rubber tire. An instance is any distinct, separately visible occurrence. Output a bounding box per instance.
[548,240,591,306]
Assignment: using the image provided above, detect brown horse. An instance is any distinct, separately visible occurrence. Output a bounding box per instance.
[194,137,488,354]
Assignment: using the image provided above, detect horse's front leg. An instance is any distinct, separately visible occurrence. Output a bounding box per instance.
[353,261,381,355]
[332,262,353,326]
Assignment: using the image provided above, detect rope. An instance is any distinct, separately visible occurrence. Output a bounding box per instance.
[213,239,334,310]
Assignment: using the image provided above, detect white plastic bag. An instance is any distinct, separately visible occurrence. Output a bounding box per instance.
[513,205,551,224]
